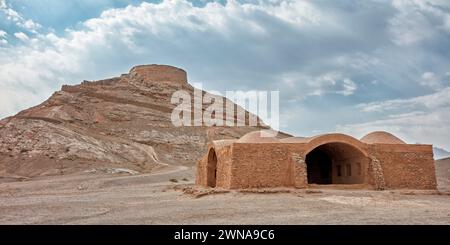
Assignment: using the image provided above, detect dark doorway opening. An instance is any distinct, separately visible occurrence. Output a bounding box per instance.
[306,147,332,184]
[305,142,368,185]
[206,149,217,187]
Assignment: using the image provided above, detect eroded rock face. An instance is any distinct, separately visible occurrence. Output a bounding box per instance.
[0,65,265,178]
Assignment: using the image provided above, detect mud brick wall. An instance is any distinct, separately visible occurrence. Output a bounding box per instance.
[368,144,436,189]
[229,143,302,189]
[196,145,233,188]
[195,154,208,186]
[216,145,233,188]
[197,138,437,190]
[290,152,308,188]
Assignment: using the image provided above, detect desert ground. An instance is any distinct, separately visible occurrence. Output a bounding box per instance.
[0,158,449,225]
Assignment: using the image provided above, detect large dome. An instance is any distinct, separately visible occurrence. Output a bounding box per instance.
[237,130,281,143]
[360,131,406,144]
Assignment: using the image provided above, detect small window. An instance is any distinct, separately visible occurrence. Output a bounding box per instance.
[336,165,342,177]
[346,164,352,177]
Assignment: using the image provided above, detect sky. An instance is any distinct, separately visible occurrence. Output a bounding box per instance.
[1,0,450,150]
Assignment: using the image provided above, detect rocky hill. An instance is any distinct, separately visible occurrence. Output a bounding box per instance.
[0,65,276,179]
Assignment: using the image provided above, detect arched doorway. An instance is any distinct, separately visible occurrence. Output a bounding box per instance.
[206,148,217,187]
[306,147,332,184]
[305,142,368,185]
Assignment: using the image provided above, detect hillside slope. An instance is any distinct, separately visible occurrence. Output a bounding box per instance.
[0,64,281,179]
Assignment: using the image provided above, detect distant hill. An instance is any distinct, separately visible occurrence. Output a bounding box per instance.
[433,147,450,160]
[0,64,272,178]
[435,157,450,193]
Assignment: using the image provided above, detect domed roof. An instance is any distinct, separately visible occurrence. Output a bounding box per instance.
[280,136,309,143]
[360,131,406,144]
[237,130,281,143]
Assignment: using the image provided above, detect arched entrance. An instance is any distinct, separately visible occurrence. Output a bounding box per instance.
[306,147,332,184]
[305,142,368,185]
[206,148,217,187]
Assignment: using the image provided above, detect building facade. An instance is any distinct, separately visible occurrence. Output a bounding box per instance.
[196,131,437,190]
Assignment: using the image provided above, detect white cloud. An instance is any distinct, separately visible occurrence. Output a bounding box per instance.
[422,71,436,81]
[334,53,383,70]
[357,87,450,112]
[0,29,6,45]
[421,71,441,90]
[390,0,450,45]
[337,106,450,149]
[338,79,357,96]
[281,72,358,97]
[1,1,23,22]
[14,32,29,41]
[342,86,450,149]
[0,0,41,33]
[22,19,41,32]
[258,0,320,26]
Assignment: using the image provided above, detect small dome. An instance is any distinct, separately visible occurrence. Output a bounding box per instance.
[237,130,280,143]
[280,136,309,143]
[360,131,406,144]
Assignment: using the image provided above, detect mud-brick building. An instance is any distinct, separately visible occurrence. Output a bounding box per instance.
[196,131,437,190]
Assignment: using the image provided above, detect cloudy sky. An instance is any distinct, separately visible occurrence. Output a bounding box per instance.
[1,0,450,150]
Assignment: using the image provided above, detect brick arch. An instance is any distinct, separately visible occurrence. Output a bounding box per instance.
[206,147,218,187]
[303,133,368,158]
[302,134,369,185]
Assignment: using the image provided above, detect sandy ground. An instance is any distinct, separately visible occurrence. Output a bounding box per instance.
[1,164,450,225]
